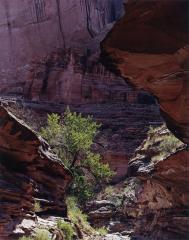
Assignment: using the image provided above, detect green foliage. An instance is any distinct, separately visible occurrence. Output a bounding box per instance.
[104,186,114,196]
[35,229,51,240]
[144,125,183,163]
[40,108,114,202]
[19,229,51,240]
[66,196,94,234]
[159,134,182,153]
[96,227,108,236]
[19,237,33,240]
[147,125,160,135]
[34,201,42,213]
[57,220,74,240]
[71,172,94,202]
[147,125,182,154]
[40,113,62,149]
[62,109,99,155]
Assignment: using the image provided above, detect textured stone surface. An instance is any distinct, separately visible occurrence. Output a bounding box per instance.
[125,145,189,240]
[0,0,162,183]
[16,46,161,182]
[24,49,141,104]
[102,0,189,144]
[88,127,189,239]
[100,1,189,238]
[1,99,162,182]
[0,0,123,96]
[0,105,72,239]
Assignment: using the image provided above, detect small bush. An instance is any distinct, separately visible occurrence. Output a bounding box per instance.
[104,186,114,196]
[66,196,94,234]
[34,201,42,213]
[159,134,182,153]
[35,229,51,240]
[144,125,183,162]
[57,220,74,240]
[96,227,108,236]
[19,237,33,240]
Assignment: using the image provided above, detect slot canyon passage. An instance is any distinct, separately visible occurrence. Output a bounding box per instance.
[0,0,188,239]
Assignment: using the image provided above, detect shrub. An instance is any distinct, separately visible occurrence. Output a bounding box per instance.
[34,201,42,213]
[19,237,33,240]
[144,125,183,163]
[57,220,74,240]
[104,186,114,196]
[66,196,94,234]
[96,227,108,236]
[159,134,182,153]
[35,229,51,240]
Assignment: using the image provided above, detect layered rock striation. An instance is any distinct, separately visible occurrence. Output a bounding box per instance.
[86,127,189,239]
[0,0,123,96]
[0,105,72,239]
[0,0,163,183]
[126,127,189,239]
[101,0,189,239]
[1,97,162,183]
[24,49,147,104]
[102,0,189,144]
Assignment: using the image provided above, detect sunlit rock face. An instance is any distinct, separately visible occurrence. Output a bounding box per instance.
[0,0,123,96]
[102,0,189,144]
[85,127,189,239]
[126,133,189,240]
[0,105,72,239]
[101,0,189,238]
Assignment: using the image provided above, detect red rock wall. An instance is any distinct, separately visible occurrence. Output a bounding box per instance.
[24,49,140,105]
[101,0,189,238]
[102,0,189,144]
[0,105,72,238]
[0,0,123,96]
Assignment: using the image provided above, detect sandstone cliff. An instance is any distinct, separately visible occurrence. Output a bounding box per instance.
[1,1,188,238]
[101,0,189,239]
[127,127,188,239]
[1,95,162,183]
[102,0,189,144]
[0,105,72,239]
[0,0,163,183]
[24,49,137,103]
[87,126,189,240]
[0,0,123,96]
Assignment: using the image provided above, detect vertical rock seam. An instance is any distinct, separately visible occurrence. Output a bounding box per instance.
[56,0,66,49]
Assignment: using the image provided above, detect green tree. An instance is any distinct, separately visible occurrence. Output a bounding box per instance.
[40,108,114,202]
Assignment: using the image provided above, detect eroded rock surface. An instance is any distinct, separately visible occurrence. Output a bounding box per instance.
[0,0,163,183]
[0,105,72,239]
[0,0,123,95]
[1,98,162,183]
[100,1,189,238]
[125,128,189,239]
[24,49,140,104]
[87,127,189,239]
[102,0,189,143]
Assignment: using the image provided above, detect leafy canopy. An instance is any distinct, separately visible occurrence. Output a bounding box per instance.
[40,108,114,202]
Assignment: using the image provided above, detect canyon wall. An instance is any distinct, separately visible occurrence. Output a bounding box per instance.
[0,0,163,183]
[102,0,189,238]
[24,48,147,104]
[0,0,123,96]
[0,105,72,239]
[102,0,189,144]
